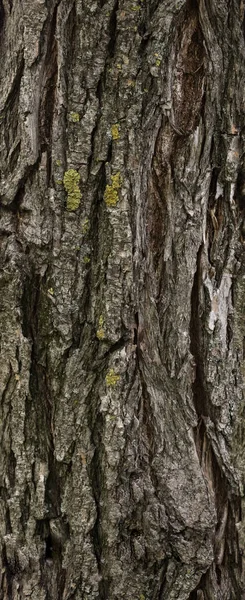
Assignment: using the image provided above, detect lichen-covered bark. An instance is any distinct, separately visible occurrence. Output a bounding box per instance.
[0,0,245,598]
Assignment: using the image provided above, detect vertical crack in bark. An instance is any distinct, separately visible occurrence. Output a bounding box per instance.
[173,0,205,136]
[190,245,209,420]
[87,73,105,177]
[0,0,5,38]
[107,0,118,59]
[39,4,58,184]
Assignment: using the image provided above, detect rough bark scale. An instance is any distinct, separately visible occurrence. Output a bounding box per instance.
[0,0,245,598]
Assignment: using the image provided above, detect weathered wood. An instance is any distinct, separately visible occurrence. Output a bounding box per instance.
[0,0,245,598]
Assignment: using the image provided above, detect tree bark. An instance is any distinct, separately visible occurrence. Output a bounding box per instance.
[0,0,245,598]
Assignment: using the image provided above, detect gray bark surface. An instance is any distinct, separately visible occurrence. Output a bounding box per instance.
[0,0,245,598]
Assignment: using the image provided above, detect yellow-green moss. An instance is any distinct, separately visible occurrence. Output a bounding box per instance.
[154,53,162,67]
[83,256,90,264]
[104,172,122,207]
[63,169,81,211]
[55,179,63,185]
[106,368,120,386]
[111,123,120,140]
[81,217,90,234]
[56,159,61,167]
[69,112,80,123]
[96,315,105,340]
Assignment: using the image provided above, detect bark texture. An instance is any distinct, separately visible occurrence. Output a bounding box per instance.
[0,0,245,598]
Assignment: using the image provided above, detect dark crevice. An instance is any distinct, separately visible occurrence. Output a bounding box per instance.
[37,515,69,598]
[11,184,25,217]
[103,335,127,359]
[107,140,113,164]
[235,167,245,212]
[215,565,221,585]
[96,69,103,110]
[8,140,21,172]
[190,245,209,418]
[82,334,126,378]
[107,0,118,59]
[90,158,111,256]
[45,533,53,560]
[39,5,58,184]
[208,167,220,209]
[0,0,5,36]
[87,75,104,175]
[243,5,245,40]
[88,119,100,176]
[21,272,40,339]
[1,543,13,600]
[44,461,61,519]
[133,312,139,346]
[7,450,16,490]
[5,506,12,535]
[157,558,168,599]
[37,520,53,560]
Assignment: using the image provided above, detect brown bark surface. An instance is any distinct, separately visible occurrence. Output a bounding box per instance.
[0,0,245,598]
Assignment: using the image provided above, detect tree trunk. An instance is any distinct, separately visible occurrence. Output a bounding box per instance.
[0,0,245,598]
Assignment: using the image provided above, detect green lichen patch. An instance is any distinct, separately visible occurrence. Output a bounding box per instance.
[106,368,120,386]
[69,112,80,123]
[83,256,90,264]
[104,172,122,207]
[81,217,90,234]
[154,53,162,67]
[63,169,81,211]
[96,315,105,340]
[111,123,120,140]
